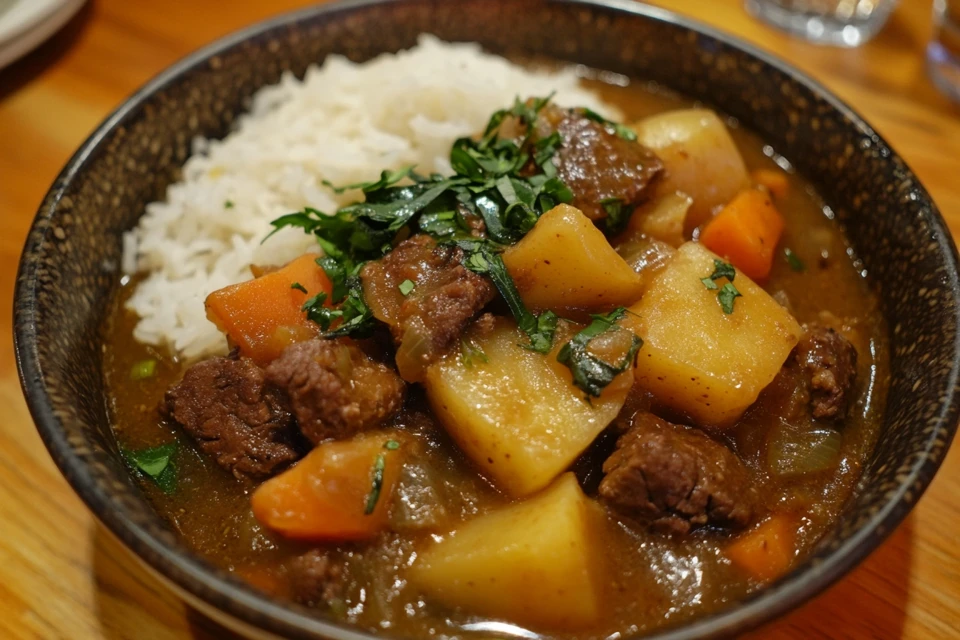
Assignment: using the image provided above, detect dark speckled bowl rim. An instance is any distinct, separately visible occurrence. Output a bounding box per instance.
[14,0,960,638]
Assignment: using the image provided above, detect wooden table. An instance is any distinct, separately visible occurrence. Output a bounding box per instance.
[1,0,958,638]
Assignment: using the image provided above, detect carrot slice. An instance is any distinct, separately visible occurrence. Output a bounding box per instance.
[700,188,785,281]
[205,253,332,364]
[251,432,405,542]
[751,168,790,199]
[726,515,797,583]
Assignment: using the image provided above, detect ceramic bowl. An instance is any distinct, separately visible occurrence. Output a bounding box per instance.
[14,0,960,638]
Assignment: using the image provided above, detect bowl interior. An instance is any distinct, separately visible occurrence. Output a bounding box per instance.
[15,0,960,638]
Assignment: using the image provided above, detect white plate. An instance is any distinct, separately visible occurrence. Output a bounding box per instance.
[0,0,86,70]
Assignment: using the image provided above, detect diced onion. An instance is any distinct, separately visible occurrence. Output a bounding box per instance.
[767,423,842,477]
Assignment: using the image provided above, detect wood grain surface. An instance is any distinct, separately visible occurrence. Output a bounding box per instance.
[1,0,958,638]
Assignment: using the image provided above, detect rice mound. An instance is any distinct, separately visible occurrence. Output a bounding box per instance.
[123,35,620,359]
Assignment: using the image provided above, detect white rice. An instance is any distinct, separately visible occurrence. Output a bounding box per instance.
[123,35,620,359]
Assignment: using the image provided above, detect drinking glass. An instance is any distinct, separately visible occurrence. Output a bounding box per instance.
[744,0,899,47]
[928,0,960,102]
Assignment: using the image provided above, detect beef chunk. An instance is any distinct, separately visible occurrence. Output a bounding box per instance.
[534,104,663,222]
[795,323,858,420]
[288,550,344,608]
[599,413,756,535]
[265,338,405,445]
[360,235,496,381]
[162,356,301,480]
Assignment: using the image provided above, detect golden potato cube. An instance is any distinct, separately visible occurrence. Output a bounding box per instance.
[623,242,801,427]
[425,317,631,496]
[502,204,645,311]
[633,109,750,230]
[408,473,602,630]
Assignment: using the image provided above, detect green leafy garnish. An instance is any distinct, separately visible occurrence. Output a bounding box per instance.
[580,107,639,141]
[122,442,177,494]
[290,282,308,294]
[784,248,805,272]
[323,166,416,194]
[704,259,737,284]
[718,283,742,315]
[364,440,401,514]
[700,259,741,314]
[600,197,631,235]
[460,338,490,368]
[455,239,558,353]
[224,200,234,209]
[398,279,415,296]
[129,359,157,381]
[557,308,643,397]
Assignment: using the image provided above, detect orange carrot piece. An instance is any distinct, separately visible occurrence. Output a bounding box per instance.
[251,432,405,542]
[205,253,332,364]
[726,515,797,583]
[751,169,790,200]
[700,189,785,281]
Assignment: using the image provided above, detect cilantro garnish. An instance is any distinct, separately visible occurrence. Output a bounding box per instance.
[718,283,743,314]
[290,282,308,294]
[700,259,742,314]
[556,308,643,397]
[454,239,558,353]
[784,248,805,272]
[121,442,178,494]
[364,440,401,514]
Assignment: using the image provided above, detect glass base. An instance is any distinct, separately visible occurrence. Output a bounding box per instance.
[744,0,890,47]
[928,41,960,102]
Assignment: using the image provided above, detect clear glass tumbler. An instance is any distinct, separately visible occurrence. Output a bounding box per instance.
[928,0,960,102]
[744,0,899,47]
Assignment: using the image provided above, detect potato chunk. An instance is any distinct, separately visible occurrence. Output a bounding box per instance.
[633,110,749,230]
[425,317,631,496]
[408,473,602,629]
[623,242,801,427]
[502,204,645,311]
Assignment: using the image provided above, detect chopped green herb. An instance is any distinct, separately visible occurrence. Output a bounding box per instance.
[364,439,402,514]
[398,279,416,296]
[455,239,557,353]
[557,308,643,397]
[600,197,630,235]
[718,282,743,314]
[290,282,308,294]
[301,291,329,324]
[700,259,741,314]
[706,259,737,283]
[224,200,234,209]
[323,166,416,194]
[784,248,805,272]
[580,107,639,141]
[129,359,157,381]
[364,453,386,515]
[460,338,490,368]
[121,442,177,494]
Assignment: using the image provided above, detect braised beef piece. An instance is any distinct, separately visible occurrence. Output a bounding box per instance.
[795,323,858,420]
[360,235,496,381]
[288,550,345,608]
[533,104,663,221]
[161,356,302,480]
[265,338,405,445]
[599,413,757,535]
